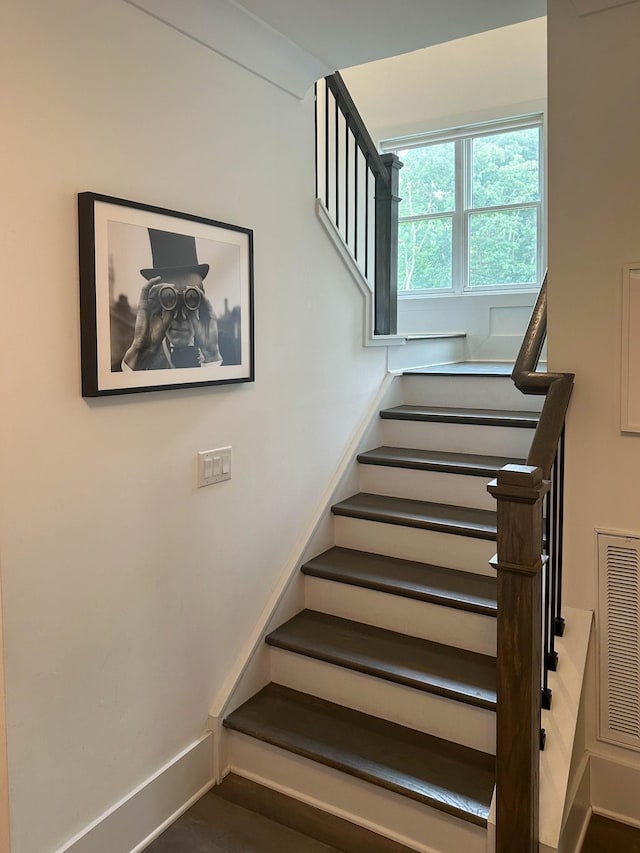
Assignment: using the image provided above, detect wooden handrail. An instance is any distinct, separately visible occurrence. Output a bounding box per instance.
[512,274,574,478]
[527,376,573,480]
[325,72,390,183]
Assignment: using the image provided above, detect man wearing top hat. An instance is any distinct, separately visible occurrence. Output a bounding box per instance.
[122,229,222,371]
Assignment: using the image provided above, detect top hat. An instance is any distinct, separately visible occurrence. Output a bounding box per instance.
[140,229,209,280]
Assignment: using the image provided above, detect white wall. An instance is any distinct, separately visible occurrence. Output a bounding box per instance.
[0,2,388,851]
[342,19,547,359]
[548,0,640,806]
[342,18,547,143]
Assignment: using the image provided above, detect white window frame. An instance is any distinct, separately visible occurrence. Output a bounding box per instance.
[381,114,545,297]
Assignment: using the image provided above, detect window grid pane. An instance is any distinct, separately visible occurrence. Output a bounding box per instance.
[398,217,453,291]
[471,128,540,209]
[397,142,456,218]
[468,207,538,287]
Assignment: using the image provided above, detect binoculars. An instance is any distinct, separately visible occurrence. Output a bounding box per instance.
[156,284,202,312]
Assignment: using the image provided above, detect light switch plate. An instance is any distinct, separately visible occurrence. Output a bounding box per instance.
[197,446,232,487]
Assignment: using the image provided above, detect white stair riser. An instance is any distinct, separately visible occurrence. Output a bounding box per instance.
[359,464,496,511]
[305,576,496,656]
[381,418,533,459]
[334,517,496,577]
[401,374,544,412]
[224,734,489,853]
[270,649,496,754]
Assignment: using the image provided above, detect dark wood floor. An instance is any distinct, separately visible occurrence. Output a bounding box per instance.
[581,813,640,852]
[147,776,640,853]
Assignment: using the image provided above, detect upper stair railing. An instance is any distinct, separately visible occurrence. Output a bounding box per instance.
[487,274,574,853]
[315,73,402,335]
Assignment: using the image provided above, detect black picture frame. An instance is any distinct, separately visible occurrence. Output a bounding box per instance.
[78,192,254,396]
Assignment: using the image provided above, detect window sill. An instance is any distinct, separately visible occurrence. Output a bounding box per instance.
[399,285,539,299]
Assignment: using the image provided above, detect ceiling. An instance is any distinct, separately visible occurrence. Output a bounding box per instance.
[235,0,546,67]
[125,0,546,97]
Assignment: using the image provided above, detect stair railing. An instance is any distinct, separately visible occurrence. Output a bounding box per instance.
[315,73,402,335]
[487,274,574,853]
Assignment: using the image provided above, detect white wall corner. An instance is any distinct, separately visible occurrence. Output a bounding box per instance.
[55,733,214,853]
[123,0,328,98]
[557,754,591,853]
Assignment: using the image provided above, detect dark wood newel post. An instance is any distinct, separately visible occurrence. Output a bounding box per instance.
[374,154,402,336]
[487,464,549,853]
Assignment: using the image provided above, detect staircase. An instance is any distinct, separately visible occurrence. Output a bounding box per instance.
[222,366,543,853]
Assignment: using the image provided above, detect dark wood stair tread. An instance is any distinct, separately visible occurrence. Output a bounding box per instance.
[380,404,538,428]
[223,684,495,827]
[213,774,418,853]
[147,782,347,853]
[357,446,522,477]
[266,610,496,709]
[302,547,497,616]
[331,493,497,540]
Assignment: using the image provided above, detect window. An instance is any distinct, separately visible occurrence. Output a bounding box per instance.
[382,115,544,295]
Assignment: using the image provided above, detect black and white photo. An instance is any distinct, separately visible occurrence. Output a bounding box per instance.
[78,193,254,396]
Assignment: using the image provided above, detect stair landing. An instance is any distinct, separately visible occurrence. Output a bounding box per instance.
[404,362,515,376]
[403,361,546,376]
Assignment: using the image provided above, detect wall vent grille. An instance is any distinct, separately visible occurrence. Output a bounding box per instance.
[598,532,640,749]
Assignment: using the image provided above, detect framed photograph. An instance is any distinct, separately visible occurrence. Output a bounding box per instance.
[78,192,254,396]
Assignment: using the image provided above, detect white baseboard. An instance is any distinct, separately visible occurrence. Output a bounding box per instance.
[56,733,214,853]
[592,805,640,829]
